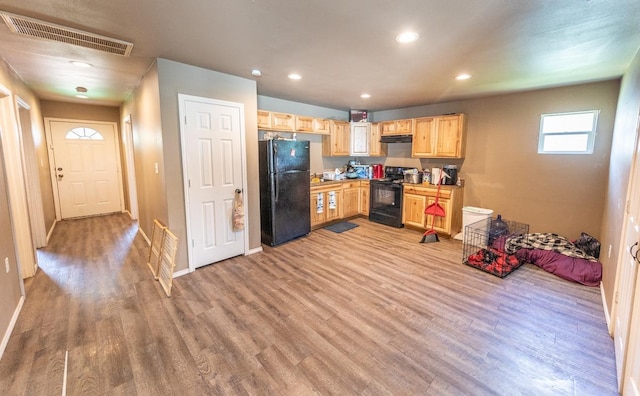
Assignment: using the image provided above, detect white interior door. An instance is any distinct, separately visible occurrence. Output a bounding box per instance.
[180,95,245,269]
[624,268,640,395]
[47,120,122,219]
[615,115,640,391]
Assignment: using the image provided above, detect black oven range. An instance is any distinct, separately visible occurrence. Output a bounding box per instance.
[369,166,415,228]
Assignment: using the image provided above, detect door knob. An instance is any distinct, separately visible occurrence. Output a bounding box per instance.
[631,241,639,260]
[57,174,64,179]
[57,167,63,171]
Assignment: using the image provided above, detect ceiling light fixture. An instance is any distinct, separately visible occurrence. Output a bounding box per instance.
[455,73,472,80]
[287,73,302,80]
[69,61,93,68]
[251,69,262,77]
[395,31,419,43]
[75,86,88,98]
[360,93,371,99]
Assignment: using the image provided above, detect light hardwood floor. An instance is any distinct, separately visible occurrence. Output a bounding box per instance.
[0,214,618,395]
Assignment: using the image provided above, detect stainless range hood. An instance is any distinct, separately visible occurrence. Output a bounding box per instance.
[380,134,412,143]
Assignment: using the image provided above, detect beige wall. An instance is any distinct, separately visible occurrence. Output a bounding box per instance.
[0,57,40,351]
[40,100,121,123]
[0,140,22,346]
[122,59,259,273]
[121,62,167,243]
[600,49,640,314]
[374,80,620,240]
[156,59,258,271]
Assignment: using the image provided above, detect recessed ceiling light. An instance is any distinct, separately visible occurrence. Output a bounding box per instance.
[69,61,93,68]
[395,31,419,43]
[251,69,262,77]
[75,86,88,98]
[360,93,371,99]
[455,73,472,80]
[287,73,302,80]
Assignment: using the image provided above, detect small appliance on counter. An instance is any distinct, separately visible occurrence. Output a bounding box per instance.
[403,168,421,184]
[372,164,384,179]
[442,165,458,185]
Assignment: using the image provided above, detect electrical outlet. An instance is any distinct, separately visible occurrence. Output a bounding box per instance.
[608,244,612,258]
[4,257,9,273]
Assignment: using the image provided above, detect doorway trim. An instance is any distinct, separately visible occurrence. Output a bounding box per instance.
[44,117,125,220]
[15,96,47,249]
[178,94,249,273]
[122,115,139,220]
[0,84,35,281]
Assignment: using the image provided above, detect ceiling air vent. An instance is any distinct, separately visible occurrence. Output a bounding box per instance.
[0,11,133,56]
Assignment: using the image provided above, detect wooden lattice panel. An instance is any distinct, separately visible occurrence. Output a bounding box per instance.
[157,228,178,297]
[147,219,166,279]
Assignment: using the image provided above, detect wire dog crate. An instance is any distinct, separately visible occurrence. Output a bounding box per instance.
[462,216,529,277]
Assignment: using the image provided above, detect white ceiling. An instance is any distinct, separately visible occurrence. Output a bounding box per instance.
[0,0,639,111]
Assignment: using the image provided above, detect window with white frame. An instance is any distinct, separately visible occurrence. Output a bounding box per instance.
[65,127,104,140]
[538,110,598,154]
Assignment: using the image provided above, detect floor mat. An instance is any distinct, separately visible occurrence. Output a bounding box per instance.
[324,222,359,233]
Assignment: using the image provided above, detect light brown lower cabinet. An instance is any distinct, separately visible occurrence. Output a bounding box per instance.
[360,181,370,216]
[310,187,342,228]
[402,185,464,236]
[310,181,370,229]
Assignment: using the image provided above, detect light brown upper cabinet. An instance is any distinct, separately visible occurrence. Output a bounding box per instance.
[369,122,387,157]
[313,118,331,134]
[257,110,272,130]
[322,120,351,156]
[258,110,295,131]
[258,110,330,134]
[412,114,465,158]
[295,115,314,132]
[271,112,295,131]
[381,118,414,136]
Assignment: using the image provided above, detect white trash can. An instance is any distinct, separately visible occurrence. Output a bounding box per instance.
[453,206,494,241]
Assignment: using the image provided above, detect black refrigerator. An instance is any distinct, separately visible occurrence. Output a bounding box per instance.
[259,139,311,246]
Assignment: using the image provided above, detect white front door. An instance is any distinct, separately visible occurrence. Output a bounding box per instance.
[180,95,245,269]
[47,120,122,219]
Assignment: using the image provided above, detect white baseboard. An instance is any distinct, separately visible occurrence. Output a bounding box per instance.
[138,227,151,245]
[46,219,57,244]
[246,246,263,255]
[601,281,612,335]
[0,295,25,361]
[173,268,190,278]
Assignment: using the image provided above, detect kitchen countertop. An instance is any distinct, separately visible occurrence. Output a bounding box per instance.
[310,179,373,186]
[310,179,463,189]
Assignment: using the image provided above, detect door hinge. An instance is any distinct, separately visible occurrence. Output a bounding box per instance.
[615,290,619,304]
[188,179,191,188]
[191,239,194,247]
[185,115,187,125]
